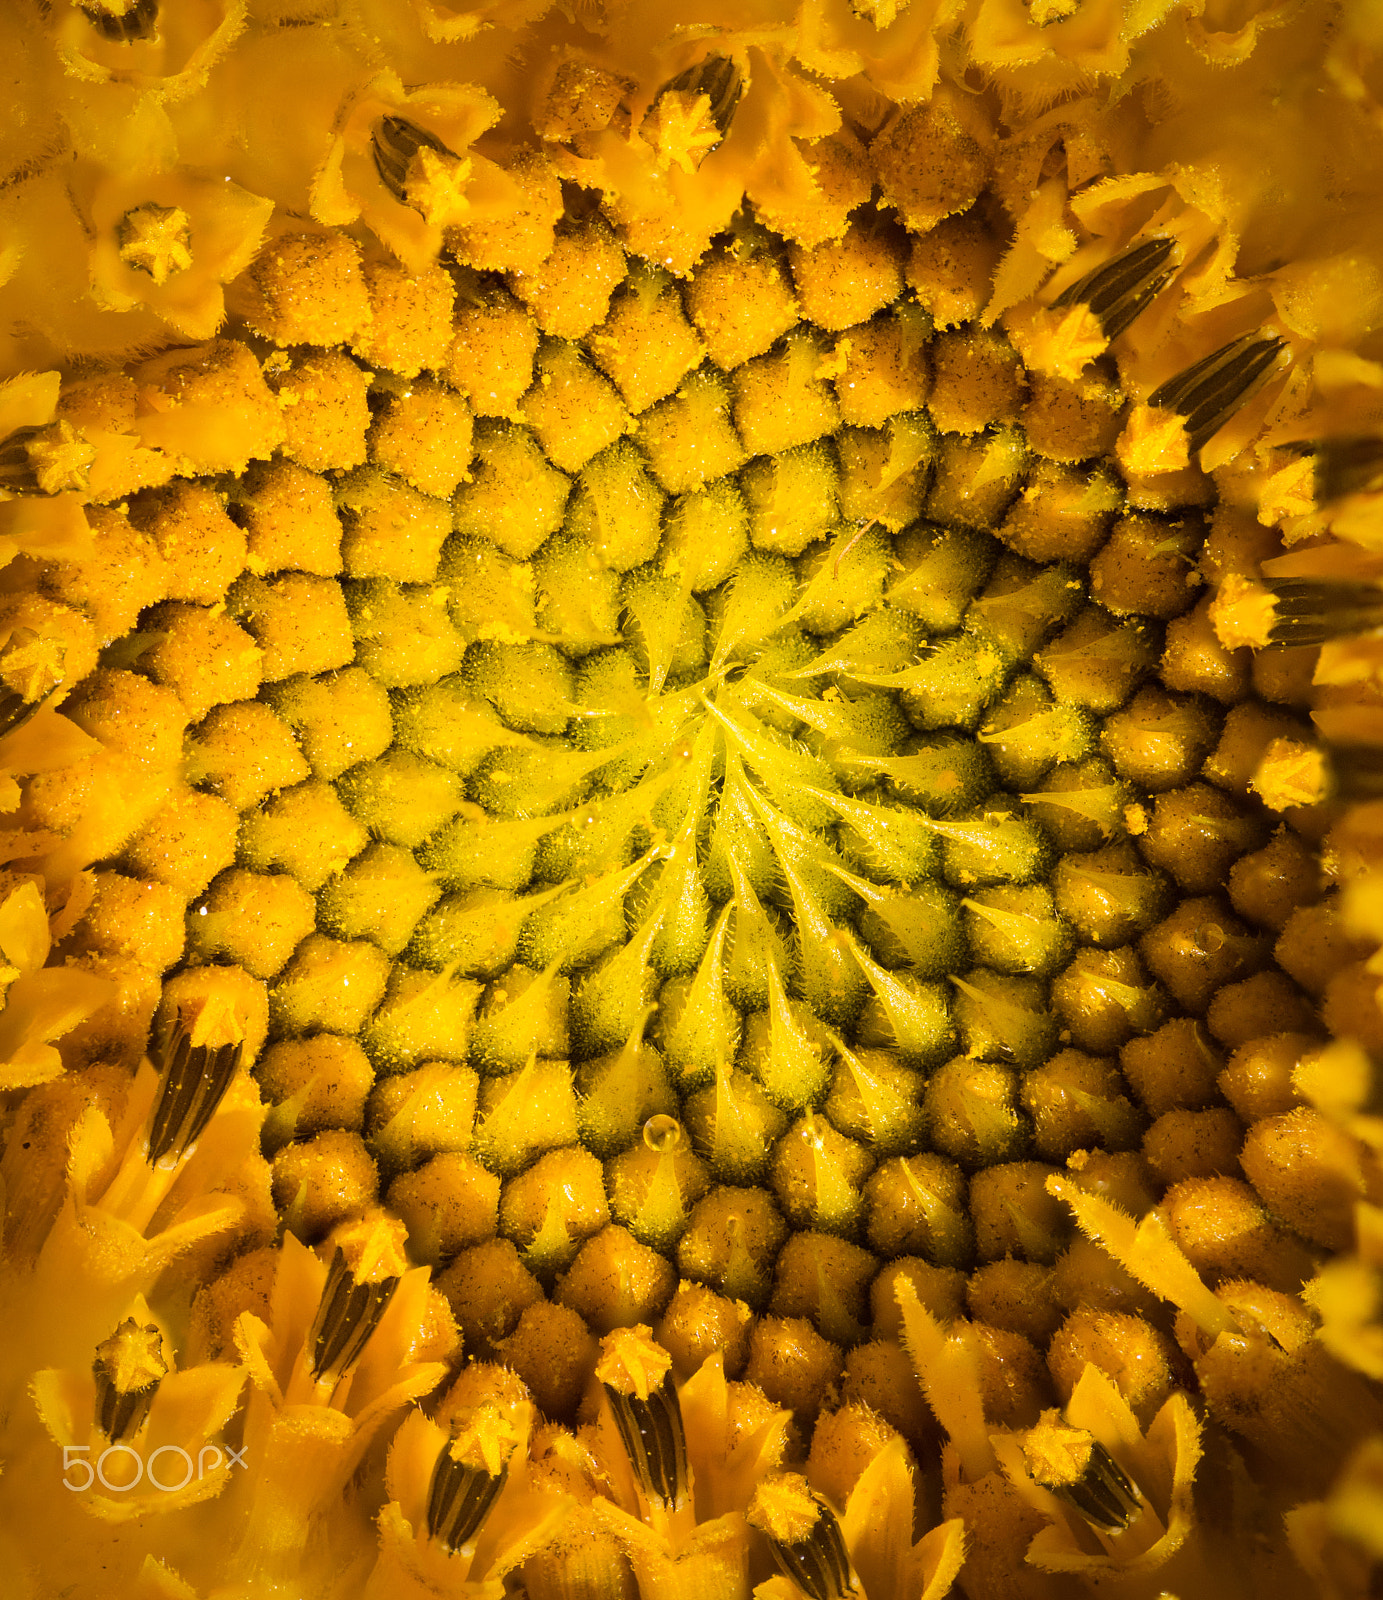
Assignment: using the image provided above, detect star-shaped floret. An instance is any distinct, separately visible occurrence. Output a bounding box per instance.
[25,420,96,495]
[0,627,66,702]
[117,203,194,287]
[404,145,475,231]
[643,92,723,176]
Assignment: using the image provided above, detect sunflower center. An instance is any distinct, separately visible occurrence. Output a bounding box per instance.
[34,203,1319,1397]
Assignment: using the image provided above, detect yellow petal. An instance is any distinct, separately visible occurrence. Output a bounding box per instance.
[894,1276,995,1482]
[840,1435,918,1597]
[1047,1173,1238,1340]
[0,881,50,973]
[0,966,114,1089]
[0,372,61,437]
[0,494,95,565]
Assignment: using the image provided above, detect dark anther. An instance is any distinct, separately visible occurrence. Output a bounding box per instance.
[1315,436,1383,505]
[93,1320,167,1442]
[1358,1054,1383,1120]
[0,691,48,741]
[655,55,743,142]
[0,428,43,493]
[1325,743,1383,803]
[309,1247,401,1384]
[0,419,93,497]
[1053,1439,1142,1534]
[371,116,459,206]
[1022,1416,1146,1537]
[1147,332,1287,455]
[602,1372,689,1508]
[1051,236,1176,343]
[145,1015,244,1166]
[426,1443,509,1553]
[754,1486,858,1600]
[79,0,159,42]
[1267,580,1383,647]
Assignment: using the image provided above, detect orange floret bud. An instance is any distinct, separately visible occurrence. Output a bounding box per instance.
[905,209,1002,330]
[1090,513,1201,620]
[970,1162,1071,1264]
[1120,1017,1222,1118]
[678,1185,787,1310]
[871,92,991,235]
[35,510,165,645]
[1161,595,1253,705]
[367,380,473,500]
[640,367,748,494]
[1051,945,1165,1053]
[366,1062,479,1174]
[351,261,455,379]
[1159,1174,1317,1294]
[655,1280,754,1381]
[1137,782,1267,895]
[1139,896,1267,1014]
[968,1259,1064,1347]
[473,1058,579,1174]
[121,786,238,900]
[434,1237,543,1360]
[507,216,627,341]
[928,326,1026,436]
[494,1301,598,1422]
[186,699,310,811]
[998,458,1122,564]
[922,1055,1028,1169]
[1022,367,1123,463]
[385,1149,499,1265]
[789,216,906,334]
[744,1315,843,1421]
[588,264,704,415]
[1021,1049,1143,1162]
[684,230,799,370]
[448,149,564,277]
[733,330,841,457]
[1035,606,1158,715]
[1143,1106,1244,1186]
[807,1400,901,1508]
[446,286,540,420]
[523,341,631,474]
[266,666,392,782]
[1102,686,1221,794]
[337,468,453,583]
[864,1152,973,1266]
[188,867,316,981]
[236,230,371,348]
[1205,968,1317,1050]
[127,481,247,605]
[271,933,390,1036]
[1218,1032,1316,1124]
[257,1034,374,1146]
[502,1146,610,1278]
[269,351,372,476]
[556,1223,677,1335]
[272,1128,379,1243]
[1048,1308,1178,1424]
[232,459,345,577]
[318,842,441,956]
[1240,1107,1368,1251]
